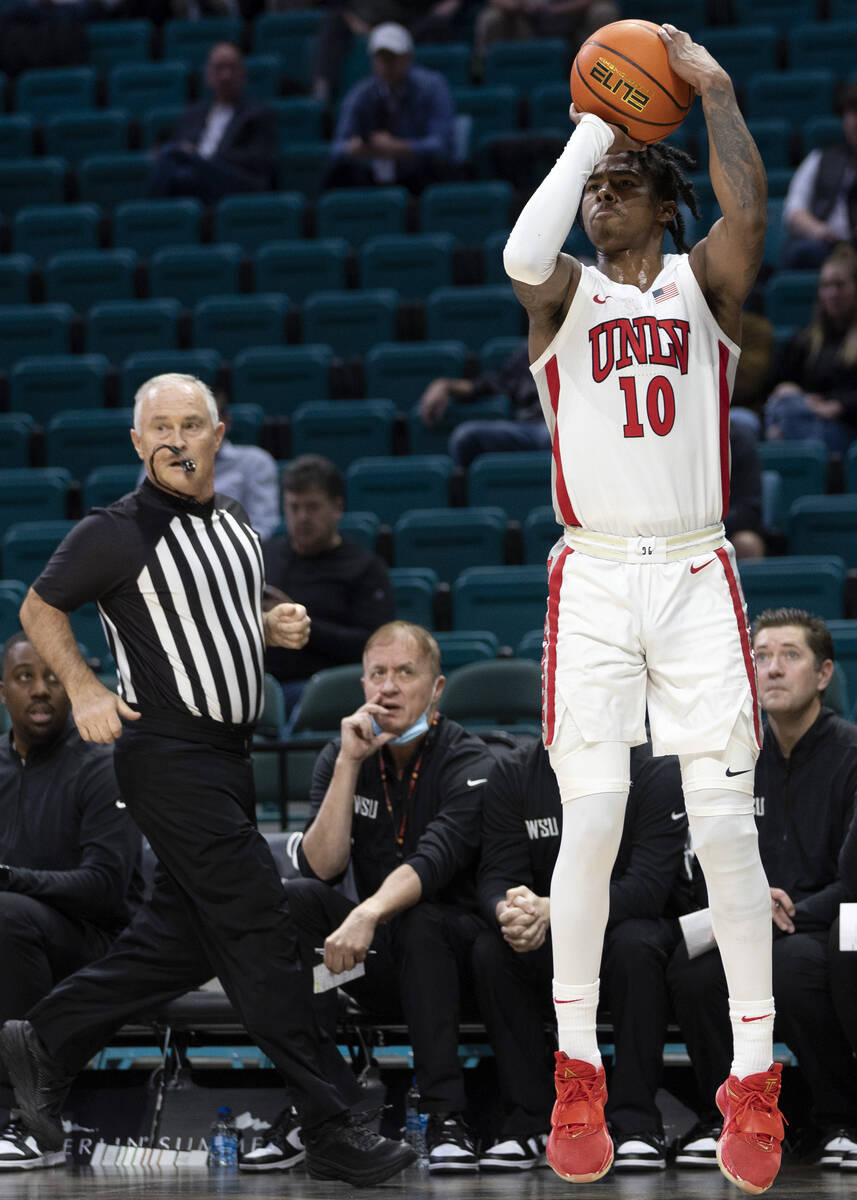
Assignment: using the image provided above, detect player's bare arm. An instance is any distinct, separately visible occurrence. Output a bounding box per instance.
[660,26,766,338]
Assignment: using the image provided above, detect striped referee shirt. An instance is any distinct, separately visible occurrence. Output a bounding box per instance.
[34,480,266,742]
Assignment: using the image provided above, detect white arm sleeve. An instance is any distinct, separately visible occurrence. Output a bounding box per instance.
[503,114,614,286]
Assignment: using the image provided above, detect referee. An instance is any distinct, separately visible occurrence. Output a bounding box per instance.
[0,374,414,1185]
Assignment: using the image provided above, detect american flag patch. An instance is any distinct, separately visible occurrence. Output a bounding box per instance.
[653,282,679,303]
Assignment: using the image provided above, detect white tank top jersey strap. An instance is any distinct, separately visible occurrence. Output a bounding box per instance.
[530,253,740,539]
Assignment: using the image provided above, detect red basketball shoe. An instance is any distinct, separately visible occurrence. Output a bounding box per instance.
[715,1062,785,1195]
[546,1052,613,1183]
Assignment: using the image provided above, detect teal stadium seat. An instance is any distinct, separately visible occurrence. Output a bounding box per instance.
[451,86,519,144]
[254,239,347,301]
[86,20,152,69]
[162,16,242,66]
[44,110,130,164]
[277,143,331,200]
[481,335,523,372]
[232,345,333,414]
[0,115,34,159]
[83,465,144,511]
[290,400,395,470]
[243,55,281,103]
[346,455,452,522]
[452,564,547,647]
[468,451,551,521]
[801,114,845,154]
[228,404,264,446]
[215,192,305,251]
[421,181,512,245]
[745,70,835,125]
[788,495,857,568]
[364,340,467,409]
[45,410,135,481]
[286,661,363,808]
[389,566,437,628]
[692,28,777,89]
[0,255,31,306]
[1,520,77,587]
[0,304,73,369]
[413,43,472,87]
[302,289,397,359]
[482,39,566,90]
[733,0,814,22]
[826,620,857,715]
[253,672,289,820]
[120,348,221,407]
[316,187,407,247]
[787,21,857,77]
[139,104,184,149]
[108,62,190,112]
[761,469,783,533]
[437,656,542,736]
[845,442,857,494]
[0,417,35,470]
[269,97,325,145]
[522,505,561,565]
[408,395,510,456]
[86,299,181,362]
[393,507,506,583]
[764,198,786,269]
[738,556,845,623]
[530,81,573,130]
[434,630,499,671]
[337,511,379,552]
[0,159,66,214]
[78,153,151,209]
[10,355,108,423]
[632,0,707,29]
[747,121,792,173]
[0,581,27,644]
[426,285,521,349]
[149,244,242,309]
[516,629,544,661]
[756,439,828,515]
[114,199,202,257]
[360,233,454,300]
[764,271,820,328]
[192,295,289,361]
[44,249,137,312]
[15,67,96,119]
[252,9,324,90]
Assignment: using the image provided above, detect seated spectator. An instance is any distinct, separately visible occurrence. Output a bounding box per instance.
[0,632,142,1171]
[246,622,496,1174]
[136,389,279,540]
[668,608,857,1169]
[263,455,394,717]
[147,43,276,205]
[764,244,857,454]
[726,420,765,561]
[474,0,619,56]
[324,22,455,194]
[782,83,857,270]
[473,738,691,1172]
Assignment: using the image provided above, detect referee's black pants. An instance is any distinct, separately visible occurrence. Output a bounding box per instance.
[26,732,349,1132]
[283,876,483,1114]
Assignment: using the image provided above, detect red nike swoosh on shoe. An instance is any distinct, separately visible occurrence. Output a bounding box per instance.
[690,558,716,574]
[553,998,583,1004]
[593,294,608,304]
[741,1013,774,1022]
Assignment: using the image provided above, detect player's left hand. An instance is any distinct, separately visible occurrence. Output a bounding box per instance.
[264,602,310,649]
[323,907,377,973]
[656,24,727,94]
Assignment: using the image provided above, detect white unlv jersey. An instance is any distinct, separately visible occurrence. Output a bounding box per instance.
[530,253,740,537]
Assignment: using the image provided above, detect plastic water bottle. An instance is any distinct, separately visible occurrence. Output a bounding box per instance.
[208,1105,239,1167]
[403,1078,427,1166]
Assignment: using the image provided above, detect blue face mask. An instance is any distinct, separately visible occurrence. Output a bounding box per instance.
[371,713,430,745]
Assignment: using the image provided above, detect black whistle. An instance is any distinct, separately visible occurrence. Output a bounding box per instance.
[164,446,197,473]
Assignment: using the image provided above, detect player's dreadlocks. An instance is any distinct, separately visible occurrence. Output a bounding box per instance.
[635,141,700,253]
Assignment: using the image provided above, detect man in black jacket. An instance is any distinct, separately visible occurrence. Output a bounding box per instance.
[669,608,857,1167]
[472,739,691,1172]
[146,42,276,204]
[0,632,141,1171]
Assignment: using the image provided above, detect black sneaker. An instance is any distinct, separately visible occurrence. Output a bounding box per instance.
[304,1113,416,1185]
[479,1133,548,1171]
[0,1022,72,1153]
[0,1118,65,1171]
[613,1130,667,1170]
[425,1112,478,1173]
[673,1119,722,1167]
[239,1107,305,1173]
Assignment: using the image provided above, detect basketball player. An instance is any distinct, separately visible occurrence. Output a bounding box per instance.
[502,24,782,1196]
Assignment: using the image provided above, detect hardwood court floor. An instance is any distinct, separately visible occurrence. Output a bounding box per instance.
[0,1162,848,1199]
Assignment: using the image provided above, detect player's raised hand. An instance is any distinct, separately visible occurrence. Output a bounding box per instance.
[657,24,727,93]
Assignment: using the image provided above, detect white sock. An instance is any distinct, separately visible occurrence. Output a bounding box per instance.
[553,978,601,1068]
[730,997,775,1080]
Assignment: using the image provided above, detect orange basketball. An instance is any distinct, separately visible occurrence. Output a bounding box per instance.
[570,19,694,144]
